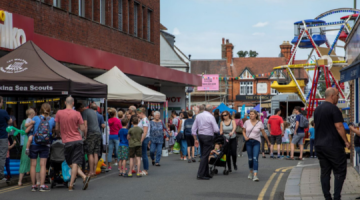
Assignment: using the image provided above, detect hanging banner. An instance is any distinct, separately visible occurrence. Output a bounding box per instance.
[197,74,219,91]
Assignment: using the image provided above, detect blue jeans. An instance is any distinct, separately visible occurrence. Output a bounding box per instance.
[246,139,260,173]
[150,142,162,164]
[108,139,119,163]
[180,139,187,156]
[355,147,360,164]
[310,139,316,157]
[142,137,150,170]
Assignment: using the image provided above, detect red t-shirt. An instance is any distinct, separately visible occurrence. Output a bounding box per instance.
[268,115,283,136]
[55,109,84,143]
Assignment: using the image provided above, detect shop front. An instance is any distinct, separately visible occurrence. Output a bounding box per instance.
[341,16,360,172]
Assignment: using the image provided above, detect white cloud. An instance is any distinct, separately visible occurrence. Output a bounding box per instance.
[252,32,266,36]
[253,22,269,27]
[173,27,181,35]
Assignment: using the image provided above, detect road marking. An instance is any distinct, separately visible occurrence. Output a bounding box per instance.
[257,173,276,200]
[275,167,286,172]
[269,173,284,200]
[0,183,31,194]
[282,166,294,172]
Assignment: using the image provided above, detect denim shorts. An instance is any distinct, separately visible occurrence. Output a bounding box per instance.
[29,145,50,159]
[292,133,305,145]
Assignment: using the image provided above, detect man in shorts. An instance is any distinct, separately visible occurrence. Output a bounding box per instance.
[78,103,101,177]
[55,97,90,191]
[290,106,305,160]
[267,108,284,159]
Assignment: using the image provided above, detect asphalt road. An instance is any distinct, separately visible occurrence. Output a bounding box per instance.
[0,153,298,200]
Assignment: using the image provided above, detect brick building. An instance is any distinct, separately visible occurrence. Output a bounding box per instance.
[0,0,201,122]
[191,39,308,112]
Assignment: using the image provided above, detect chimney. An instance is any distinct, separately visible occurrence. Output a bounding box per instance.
[221,38,226,59]
[280,41,292,61]
[225,39,234,64]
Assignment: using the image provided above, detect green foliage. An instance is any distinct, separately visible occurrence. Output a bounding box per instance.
[249,50,259,57]
[237,50,248,57]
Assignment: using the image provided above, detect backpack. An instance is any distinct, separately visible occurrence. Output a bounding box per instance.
[34,116,51,145]
[299,115,309,128]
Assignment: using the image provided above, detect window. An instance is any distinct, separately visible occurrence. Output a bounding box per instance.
[118,0,123,31]
[78,0,85,17]
[127,0,130,33]
[53,0,61,8]
[271,81,279,95]
[100,0,106,24]
[240,82,253,95]
[147,9,152,41]
[134,3,138,36]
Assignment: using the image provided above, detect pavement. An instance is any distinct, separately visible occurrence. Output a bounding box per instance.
[284,158,360,200]
[0,152,298,200]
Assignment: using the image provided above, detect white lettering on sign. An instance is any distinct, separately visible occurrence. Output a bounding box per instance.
[0,85,53,91]
[0,11,27,49]
[0,58,28,73]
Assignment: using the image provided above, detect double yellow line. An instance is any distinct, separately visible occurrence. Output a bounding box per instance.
[0,183,31,194]
[257,166,293,200]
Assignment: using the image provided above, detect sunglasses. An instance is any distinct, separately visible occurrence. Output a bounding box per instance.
[222,114,228,117]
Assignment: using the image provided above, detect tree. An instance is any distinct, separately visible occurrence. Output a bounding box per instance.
[249,50,259,57]
[237,50,248,57]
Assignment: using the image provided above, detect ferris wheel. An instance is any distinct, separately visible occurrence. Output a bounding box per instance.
[270,8,360,118]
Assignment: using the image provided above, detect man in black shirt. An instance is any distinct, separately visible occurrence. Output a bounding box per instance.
[314,88,350,200]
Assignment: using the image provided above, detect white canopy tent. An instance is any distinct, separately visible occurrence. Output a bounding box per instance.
[94,66,166,102]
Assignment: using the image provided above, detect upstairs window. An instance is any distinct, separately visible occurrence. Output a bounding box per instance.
[100,0,106,24]
[147,9,152,41]
[134,3,138,36]
[118,0,123,31]
[240,82,253,95]
[53,0,61,8]
[78,0,85,17]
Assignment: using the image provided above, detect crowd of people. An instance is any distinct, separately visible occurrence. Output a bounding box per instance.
[0,88,351,198]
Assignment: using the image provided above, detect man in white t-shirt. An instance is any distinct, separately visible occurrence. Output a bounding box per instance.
[137,107,150,175]
[171,111,179,133]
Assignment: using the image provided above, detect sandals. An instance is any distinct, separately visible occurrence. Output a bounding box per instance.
[295,157,303,160]
[18,182,22,186]
[136,173,142,178]
[140,171,148,176]
[124,174,133,178]
[119,173,124,176]
[286,157,295,160]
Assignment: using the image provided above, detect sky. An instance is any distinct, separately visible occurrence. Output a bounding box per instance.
[160,0,357,61]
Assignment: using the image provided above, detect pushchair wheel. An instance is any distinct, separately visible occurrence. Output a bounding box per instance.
[51,181,56,189]
[223,170,229,175]
[214,169,218,174]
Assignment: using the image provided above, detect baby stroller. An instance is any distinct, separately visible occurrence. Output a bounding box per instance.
[209,135,230,177]
[48,139,69,188]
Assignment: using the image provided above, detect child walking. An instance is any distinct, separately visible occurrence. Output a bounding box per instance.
[281,122,290,159]
[309,121,316,158]
[124,117,143,178]
[4,136,16,183]
[118,118,129,176]
[168,125,176,154]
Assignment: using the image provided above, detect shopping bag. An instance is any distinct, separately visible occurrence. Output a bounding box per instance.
[62,161,72,182]
[173,141,180,153]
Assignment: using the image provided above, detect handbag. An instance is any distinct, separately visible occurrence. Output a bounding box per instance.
[176,131,184,142]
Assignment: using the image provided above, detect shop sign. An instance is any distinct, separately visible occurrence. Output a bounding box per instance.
[166,97,181,103]
[257,83,267,94]
[0,10,27,49]
[0,58,28,73]
[236,95,271,101]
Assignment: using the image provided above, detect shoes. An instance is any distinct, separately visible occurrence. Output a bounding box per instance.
[197,176,210,180]
[168,151,173,154]
[253,175,259,182]
[248,173,253,180]
[192,158,196,162]
[310,156,314,158]
[228,169,232,173]
[262,156,266,158]
[39,185,50,192]
[281,156,284,159]
[314,156,317,158]
[132,170,136,174]
[108,167,112,171]
[286,156,290,159]
[188,159,191,163]
[83,176,90,190]
[114,163,118,166]
[270,155,274,159]
[234,165,238,171]
[68,185,74,191]
[31,185,38,192]
[184,157,187,161]
[277,155,281,159]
